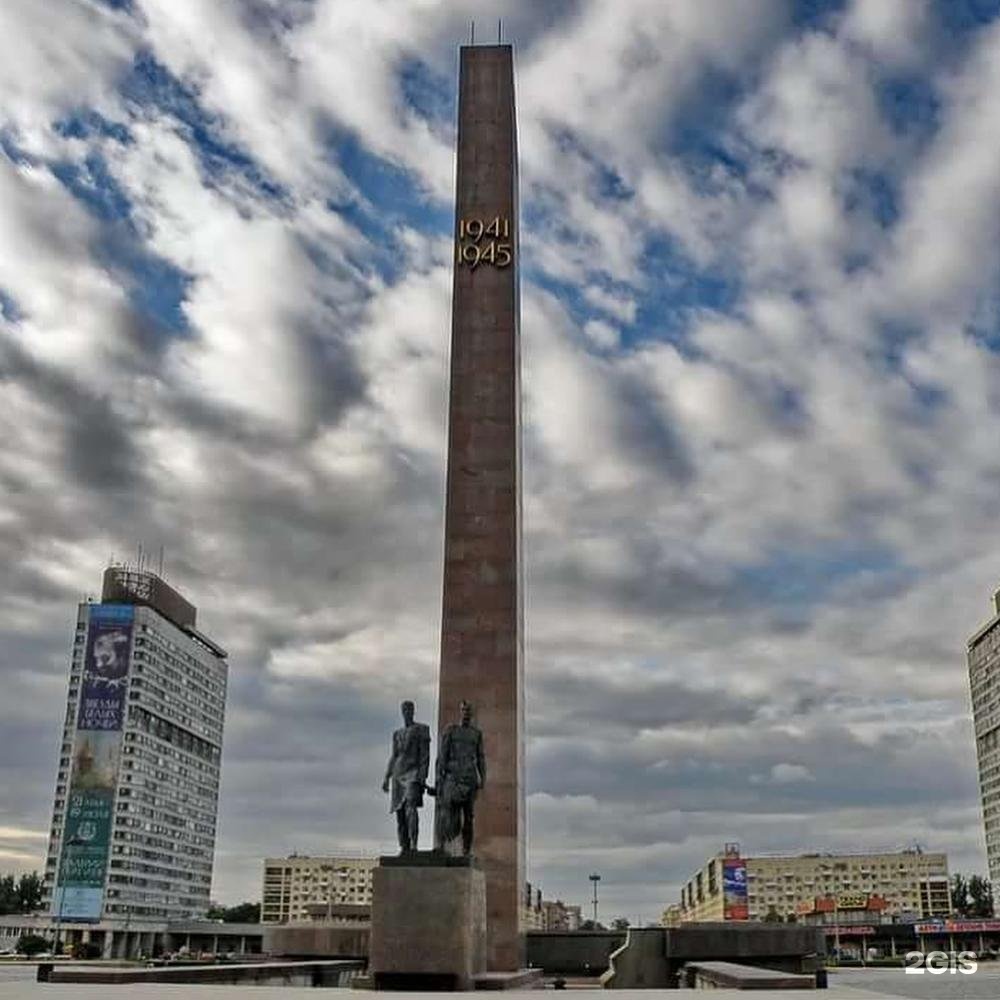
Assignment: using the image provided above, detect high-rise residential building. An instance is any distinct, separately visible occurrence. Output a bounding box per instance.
[969,586,1000,898]
[43,566,228,925]
[261,855,378,924]
[677,844,950,923]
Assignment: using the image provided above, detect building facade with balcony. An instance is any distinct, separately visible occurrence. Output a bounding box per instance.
[677,845,949,923]
[43,567,228,931]
[969,586,1000,902]
[261,855,377,924]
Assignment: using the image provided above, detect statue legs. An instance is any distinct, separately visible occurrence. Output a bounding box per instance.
[433,795,475,855]
[395,801,419,853]
[460,798,474,856]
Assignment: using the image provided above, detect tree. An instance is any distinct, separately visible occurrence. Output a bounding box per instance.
[17,873,42,913]
[951,873,993,917]
[16,934,49,957]
[763,906,783,923]
[205,901,260,923]
[968,875,994,918]
[0,875,15,914]
[611,917,630,930]
[0,871,43,915]
[951,873,969,915]
[579,919,606,931]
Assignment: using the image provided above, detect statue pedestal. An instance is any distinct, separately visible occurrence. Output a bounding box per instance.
[369,852,486,990]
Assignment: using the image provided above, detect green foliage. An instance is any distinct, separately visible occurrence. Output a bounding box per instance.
[578,919,606,931]
[952,872,993,917]
[204,901,261,923]
[763,906,784,923]
[968,874,994,917]
[0,872,44,915]
[611,917,630,930]
[951,873,968,914]
[16,934,49,956]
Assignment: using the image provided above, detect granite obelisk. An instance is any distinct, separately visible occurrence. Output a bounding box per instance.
[437,44,523,972]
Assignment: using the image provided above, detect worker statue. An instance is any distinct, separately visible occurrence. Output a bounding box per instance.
[382,700,431,853]
[433,700,486,856]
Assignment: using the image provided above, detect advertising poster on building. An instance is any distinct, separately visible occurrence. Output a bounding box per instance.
[53,605,133,922]
[77,605,134,730]
[723,857,749,920]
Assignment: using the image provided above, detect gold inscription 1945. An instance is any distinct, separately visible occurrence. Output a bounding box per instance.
[456,216,512,269]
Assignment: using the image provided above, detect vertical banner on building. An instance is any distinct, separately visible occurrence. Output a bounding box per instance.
[723,857,749,920]
[52,605,133,922]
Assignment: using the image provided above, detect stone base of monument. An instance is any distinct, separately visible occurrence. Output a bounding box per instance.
[369,852,487,990]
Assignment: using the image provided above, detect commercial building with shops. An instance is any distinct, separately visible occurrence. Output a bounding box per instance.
[261,855,377,924]
[968,585,1000,901]
[913,918,1000,955]
[796,893,904,960]
[677,844,950,923]
[40,565,228,954]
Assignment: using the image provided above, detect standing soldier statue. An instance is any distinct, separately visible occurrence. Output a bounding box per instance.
[434,700,486,856]
[382,700,431,854]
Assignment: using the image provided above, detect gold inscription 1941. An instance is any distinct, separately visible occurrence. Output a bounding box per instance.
[456,216,512,269]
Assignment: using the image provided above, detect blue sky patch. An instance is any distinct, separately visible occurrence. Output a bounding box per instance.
[50,153,131,223]
[791,0,849,30]
[326,129,452,285]
[737,543,904,612]
[877,76,940,140]
[399,57,454,127]
[122,51,287,203]
[54,111,132,145]
[122,252,192,336]
[937,0,1000,33]
[633,235,740,348]
[0,290,23,323]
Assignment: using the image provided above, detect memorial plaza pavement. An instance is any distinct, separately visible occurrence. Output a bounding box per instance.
[7,966,1000,1000]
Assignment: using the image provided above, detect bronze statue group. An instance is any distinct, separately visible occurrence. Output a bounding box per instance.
[382,699,485,856]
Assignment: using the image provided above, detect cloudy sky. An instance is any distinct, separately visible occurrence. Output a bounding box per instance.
[1,0,999,925]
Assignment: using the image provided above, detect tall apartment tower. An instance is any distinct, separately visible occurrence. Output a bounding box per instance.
[43,566,228,925]
[968,586,1000,897]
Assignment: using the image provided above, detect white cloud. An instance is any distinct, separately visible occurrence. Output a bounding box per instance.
[582,318,620,351]
[841,0,932,69]
[583,285,637,325]
[0,0,998,922]
[0,0,135,151]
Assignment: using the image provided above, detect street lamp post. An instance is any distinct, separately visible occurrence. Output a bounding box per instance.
[833,897,840,966]
[589,873,601,926]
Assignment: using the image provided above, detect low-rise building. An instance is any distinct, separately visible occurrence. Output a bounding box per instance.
[540,899,582,931]
[0,913,261,960]
[677,844,950,923]
[523,883,582,931]
[261,855,377,925]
